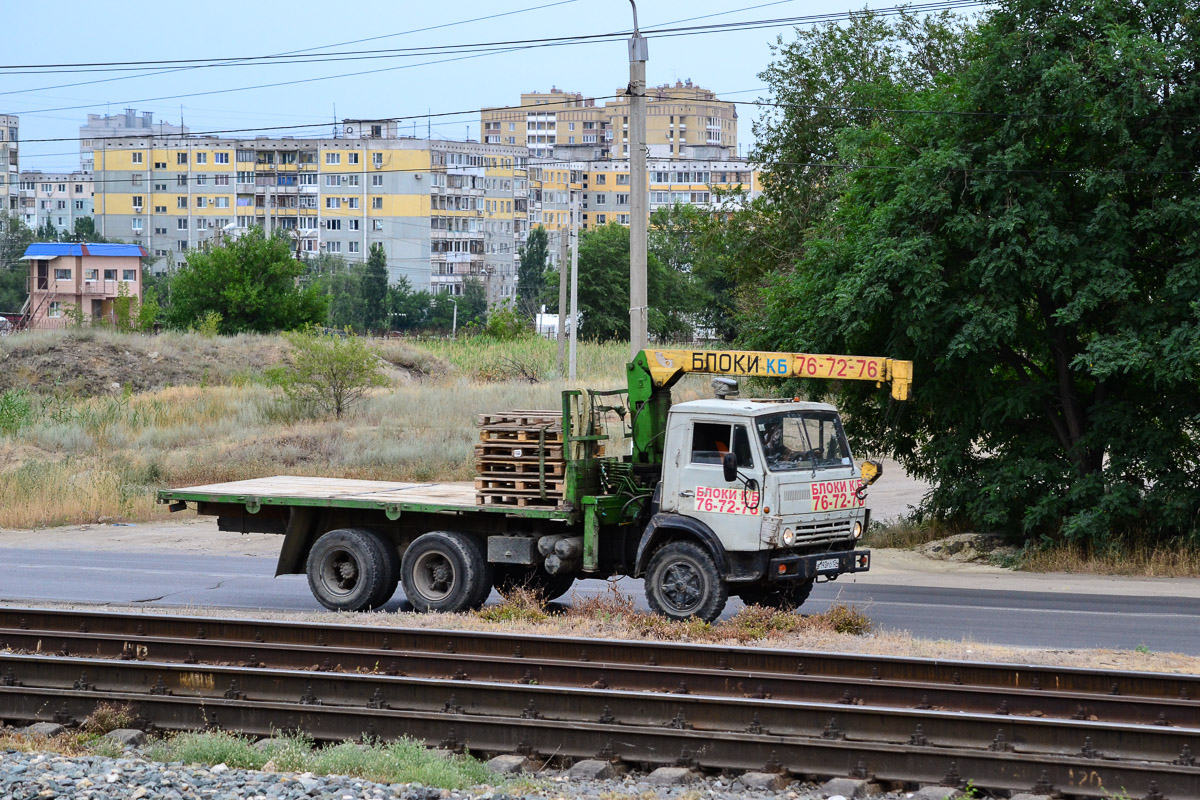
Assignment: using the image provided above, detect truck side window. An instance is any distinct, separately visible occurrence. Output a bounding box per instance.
[732,425,754,468]
[690,422,730,465]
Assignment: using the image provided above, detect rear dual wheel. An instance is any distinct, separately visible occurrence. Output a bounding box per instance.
[493,565,575,603]
[736,579,815,611]
[401,531,492,613]
[306,528,399,612]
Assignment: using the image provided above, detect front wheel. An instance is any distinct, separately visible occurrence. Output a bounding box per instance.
[645,541,728,622]
[401,531,490,613]
[737,578,815,611]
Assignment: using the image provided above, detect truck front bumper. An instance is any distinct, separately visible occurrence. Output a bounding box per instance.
[766,549,870,583]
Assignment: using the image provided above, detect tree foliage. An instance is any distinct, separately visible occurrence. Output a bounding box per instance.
[164,227,327,334]
[0,214,35,312]
[751,0,1200,546]
[362,243,389,331]
[517,225,550,317]
[271,327,388,420]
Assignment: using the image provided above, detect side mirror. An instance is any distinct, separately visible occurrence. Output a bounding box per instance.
[860,460,883,487]
[722,452,738,483]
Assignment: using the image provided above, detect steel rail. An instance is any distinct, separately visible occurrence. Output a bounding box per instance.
[2,652,1197,766]
[2,627,1195,729]
[1,676,1196,799]
[2,607,1196,702]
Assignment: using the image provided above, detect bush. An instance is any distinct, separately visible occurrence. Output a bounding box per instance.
[269,327,388,419]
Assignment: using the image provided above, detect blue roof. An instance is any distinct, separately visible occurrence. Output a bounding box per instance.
[23,242,146,259]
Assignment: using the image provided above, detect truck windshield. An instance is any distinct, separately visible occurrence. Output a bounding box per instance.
[755,411,852,472]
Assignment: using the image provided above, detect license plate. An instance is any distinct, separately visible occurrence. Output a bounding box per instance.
[816,558,840,572]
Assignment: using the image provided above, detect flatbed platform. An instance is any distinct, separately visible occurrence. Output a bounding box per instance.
[158,476,573,520]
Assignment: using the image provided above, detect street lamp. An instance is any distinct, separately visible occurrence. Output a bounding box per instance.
[448,295,459,338]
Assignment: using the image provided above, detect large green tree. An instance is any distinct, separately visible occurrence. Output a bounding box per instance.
[516,225,550,317]
[754,0,1200,546]
[0,214,35,312]
[362,243,389,331]
[165,227,327,334]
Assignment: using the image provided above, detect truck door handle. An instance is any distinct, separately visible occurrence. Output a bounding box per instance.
[678,490,694,498]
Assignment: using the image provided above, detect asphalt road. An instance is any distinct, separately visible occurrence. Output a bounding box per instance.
[3,546,1199,654]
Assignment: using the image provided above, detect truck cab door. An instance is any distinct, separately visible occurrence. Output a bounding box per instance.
[663,420,763,551]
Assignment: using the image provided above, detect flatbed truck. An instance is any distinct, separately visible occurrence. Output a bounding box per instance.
[158,349,912,621]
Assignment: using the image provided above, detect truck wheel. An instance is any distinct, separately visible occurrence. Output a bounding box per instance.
[493,566,575,603]
[645,541,728,622]
[371,535,401,608]
[737,578,815,611]
[306,528,392,612]
[401,531,489,613]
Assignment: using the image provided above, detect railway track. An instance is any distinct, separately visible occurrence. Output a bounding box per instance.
[1,607,1197,798]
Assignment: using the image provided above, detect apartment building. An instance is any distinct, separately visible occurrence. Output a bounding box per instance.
[580,158,760,229]
[80,109,186,172]
[91,125,537,294]
[1,115,17,213]
[18,171,94,233]
[481,80,738,160]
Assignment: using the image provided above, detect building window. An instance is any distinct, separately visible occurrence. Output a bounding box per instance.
[177,197,188,209]
[154,161,166,170]
[194,175,207,186]
[347,198,359,209]
[48,302,62,318]
[177,219,188,230]
[347,175,359,187]
[616,194,629,204]
[154,205,166,214]
[132,152,143,164]
[104,269,117,281]
[131,218,143,232]
[372,153,383,168]
[195,197,206,208]
[132,195,144,209]
[347,153,359,165]
[326,197,341,209]
[215,197,229,208]
[371,197,382,210]
[83,269,98,281]
[54,268,71,281]
[348,241,360,253]
[348,219,360,231]
[154,226,167,235]
[371,175,383,187]
[177,153,188,165]
[327,219,342,231]
[215,152,230,164]
[325,175,341,187]
[177,175,188,186]
[372,219,383,231]
[214,175,229,186]
[120,269,136,282]
[195,153,207,165]
[178,241,188,252]
[325,153,340,165]
[326,241,341,253]
[595,194,606,205]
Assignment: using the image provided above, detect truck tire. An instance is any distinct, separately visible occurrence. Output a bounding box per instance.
[306,528,393,612]
[371,535,401,608]
[737,578,815,611]
[493,565,575,603]
[645,541,728,622]
[401,531,490,613]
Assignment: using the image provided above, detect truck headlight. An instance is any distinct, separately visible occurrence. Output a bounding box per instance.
[782,527,795,546]
[853,521,863,539]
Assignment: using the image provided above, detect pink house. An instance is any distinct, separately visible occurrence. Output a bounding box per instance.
[20,242,146,330]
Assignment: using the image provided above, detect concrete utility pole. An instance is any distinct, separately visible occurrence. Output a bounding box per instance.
[569,192,580,381]
[627,0,649,359]
[557,227,569,376]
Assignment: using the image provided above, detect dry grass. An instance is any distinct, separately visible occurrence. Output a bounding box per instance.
[1022,542,1200,578]
[863,517,960,549]
[81,702,136,735]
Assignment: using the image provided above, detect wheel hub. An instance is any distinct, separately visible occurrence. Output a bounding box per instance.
[338,561,358,581]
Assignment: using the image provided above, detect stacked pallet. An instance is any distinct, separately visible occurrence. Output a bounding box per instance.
[474,410,564,508]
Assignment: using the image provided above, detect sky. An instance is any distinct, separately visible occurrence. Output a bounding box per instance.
[5,0,903,173]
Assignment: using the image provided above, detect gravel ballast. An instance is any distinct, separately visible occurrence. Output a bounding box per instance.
[0,749,917,800]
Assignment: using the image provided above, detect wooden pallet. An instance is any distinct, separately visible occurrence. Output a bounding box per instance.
[477,417,561,429]
[475,492,562,508]
[480,427,563,444]
[475,460,565,478]
[475,443,564,460]
[475,477,564,493]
